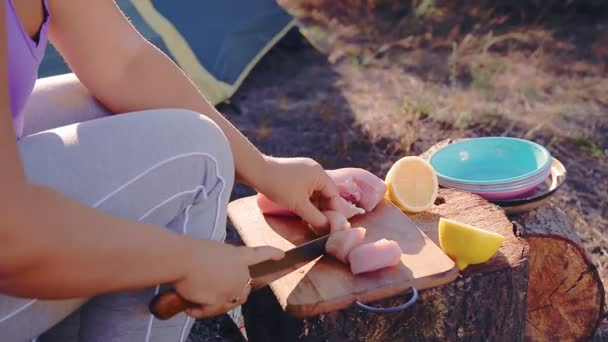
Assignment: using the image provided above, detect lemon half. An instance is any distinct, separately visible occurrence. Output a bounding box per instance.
[385,156,438,213]
[438,217,504,270]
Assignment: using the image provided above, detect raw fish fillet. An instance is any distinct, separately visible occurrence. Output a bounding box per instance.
[348,239,403,275]
[325,227,367,263]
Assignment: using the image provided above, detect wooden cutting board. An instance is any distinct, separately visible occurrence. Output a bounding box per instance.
[227,196,458,318]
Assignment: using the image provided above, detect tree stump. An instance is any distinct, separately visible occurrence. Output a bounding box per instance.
[422,139,606,341]
[240,188,530,341]
[513,206,605,341]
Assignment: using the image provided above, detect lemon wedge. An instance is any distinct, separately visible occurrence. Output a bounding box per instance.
[438,217,504,270]
[385,156,438,213]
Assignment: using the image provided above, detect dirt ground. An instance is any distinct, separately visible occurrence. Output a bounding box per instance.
[188,1,607,340]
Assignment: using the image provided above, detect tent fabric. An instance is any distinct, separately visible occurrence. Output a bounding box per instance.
[39,0,295,105]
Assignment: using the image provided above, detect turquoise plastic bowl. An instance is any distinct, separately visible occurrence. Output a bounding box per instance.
[429,137,552,186]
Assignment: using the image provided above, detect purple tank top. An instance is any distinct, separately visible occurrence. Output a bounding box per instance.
[5,0,50,138]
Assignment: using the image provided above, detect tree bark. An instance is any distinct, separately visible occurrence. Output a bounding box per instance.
[240,188,530,341]
[512,205,605,341]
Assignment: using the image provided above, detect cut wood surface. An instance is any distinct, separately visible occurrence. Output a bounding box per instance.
[233,187,530,341]
[513,205,605,341]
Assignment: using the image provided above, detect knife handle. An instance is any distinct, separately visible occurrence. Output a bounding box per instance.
[149,290,197,320]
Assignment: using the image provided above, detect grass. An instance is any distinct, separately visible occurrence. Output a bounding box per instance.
[278,3,608,333]
[522,86,538,102]
[572,137,605,158]
[471,57,506,91]
[412,0,436,18]
[400,96,434,117]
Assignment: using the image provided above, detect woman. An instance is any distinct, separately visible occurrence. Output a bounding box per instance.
[0,0,344,341]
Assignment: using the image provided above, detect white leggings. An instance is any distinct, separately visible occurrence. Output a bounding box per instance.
[0,74,235,341]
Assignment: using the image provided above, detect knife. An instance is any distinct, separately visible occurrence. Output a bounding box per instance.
[149,234,329,320]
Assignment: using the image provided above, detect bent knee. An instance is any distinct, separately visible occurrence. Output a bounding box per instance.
[169,109,230,149]
[175,110,233,177]
[141,109,234,179]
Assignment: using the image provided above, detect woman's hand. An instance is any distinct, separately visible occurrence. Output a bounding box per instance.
[173,240,284,318]
[254,156,343,230]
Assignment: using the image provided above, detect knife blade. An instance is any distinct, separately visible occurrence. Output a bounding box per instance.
[249,234,329,279]
[149,234,329,320]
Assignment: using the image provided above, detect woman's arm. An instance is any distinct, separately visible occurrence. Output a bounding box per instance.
[47,0,344,229]
[0,1,192,298]
[48,0,266,189]
[0,3,276,307]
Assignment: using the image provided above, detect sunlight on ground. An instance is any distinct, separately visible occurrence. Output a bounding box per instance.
[274,1,608,337]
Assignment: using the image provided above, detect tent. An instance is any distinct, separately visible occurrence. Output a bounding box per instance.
[39,0,295,105]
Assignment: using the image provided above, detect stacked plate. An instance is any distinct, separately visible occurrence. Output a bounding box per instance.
[429,137,566,212]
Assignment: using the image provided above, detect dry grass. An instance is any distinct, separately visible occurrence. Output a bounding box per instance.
[276,0,607,337]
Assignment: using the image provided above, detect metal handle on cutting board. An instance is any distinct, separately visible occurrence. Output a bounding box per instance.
[355,287,419,313]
